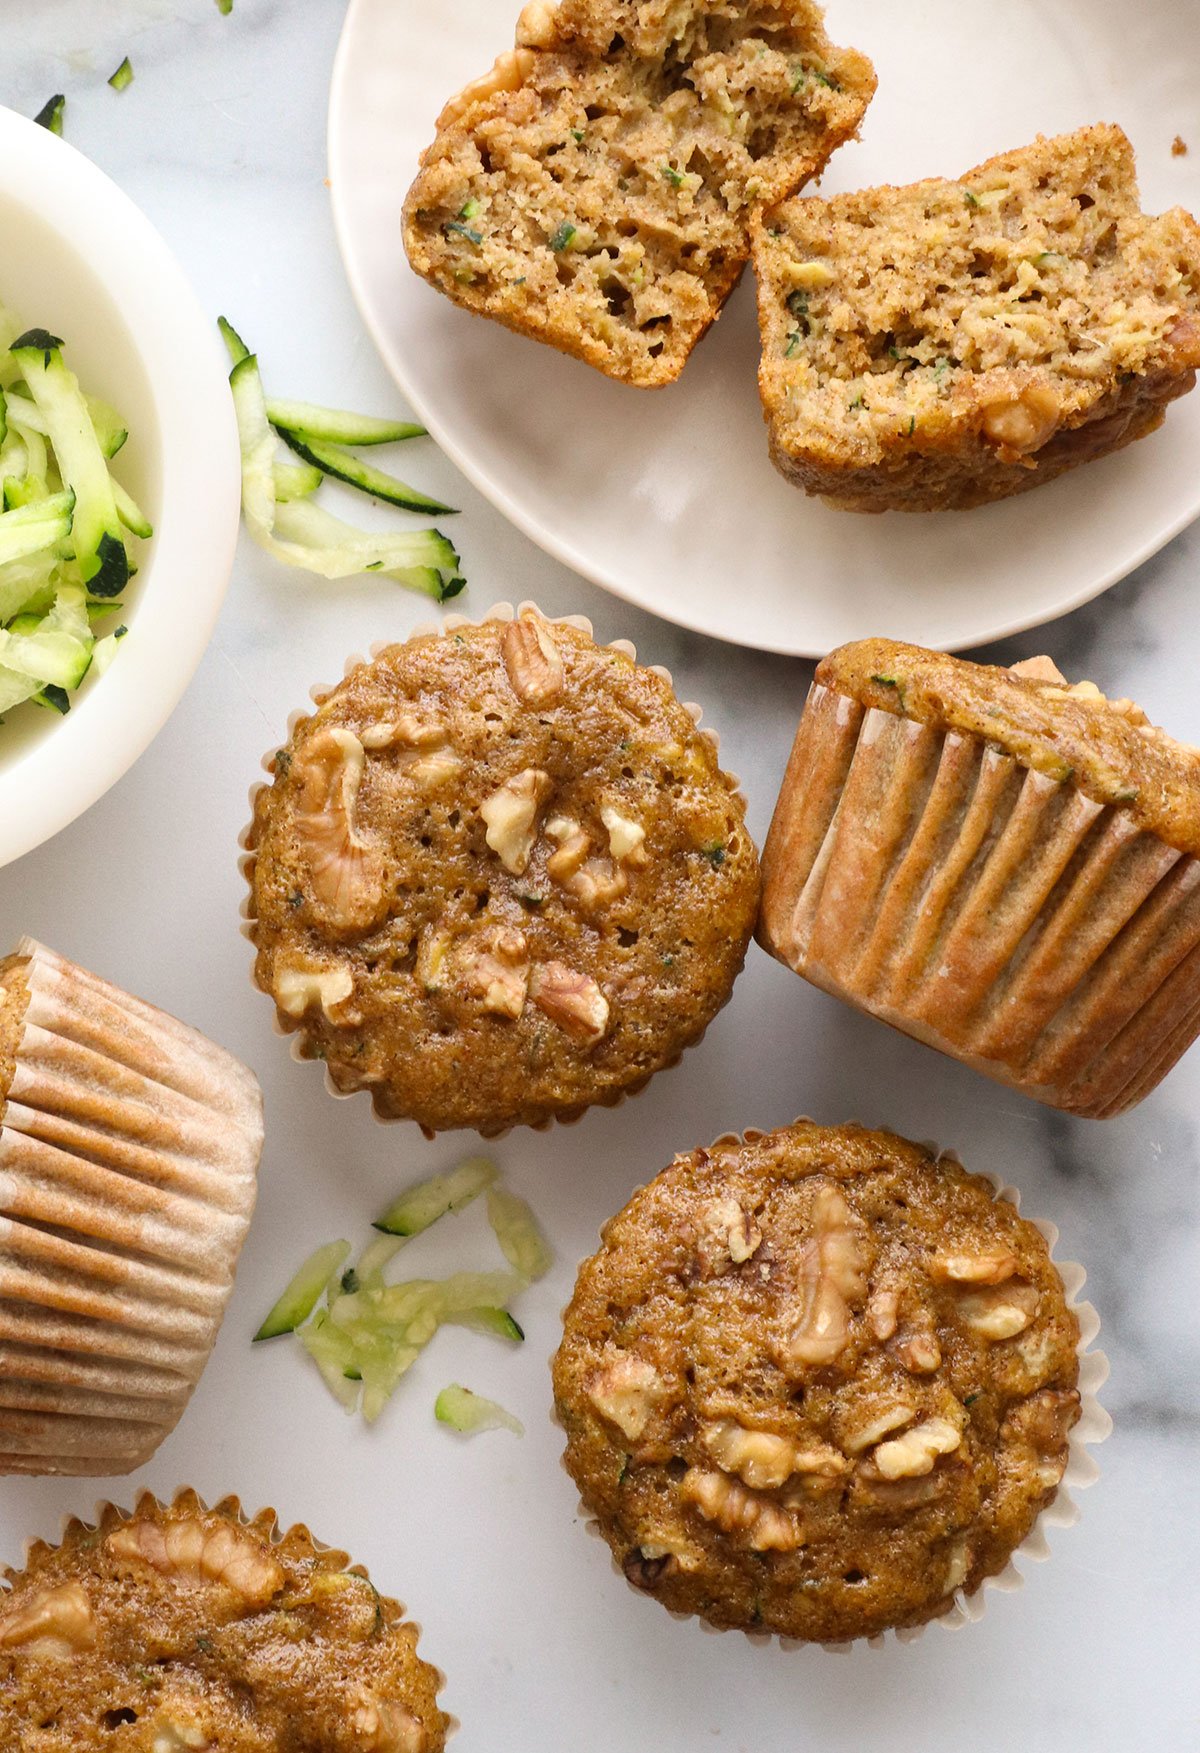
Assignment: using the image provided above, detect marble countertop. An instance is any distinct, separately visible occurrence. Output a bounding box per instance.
[2,5,1197,1750]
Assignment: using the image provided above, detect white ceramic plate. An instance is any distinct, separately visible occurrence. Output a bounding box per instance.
[0,106,241,869]
[328,0,1200,656]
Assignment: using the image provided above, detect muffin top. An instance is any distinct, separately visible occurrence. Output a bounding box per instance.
[819,639,1200,854]
[553,1122,1082,1643]
[0,1491,448,1751]
[247,608,759,1133]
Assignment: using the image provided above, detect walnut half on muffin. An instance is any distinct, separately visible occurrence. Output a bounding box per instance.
[244,606,760,1134]
[752,124,1200,509]
[759,640,1200,1117]
[553,1122,1088,1642]
[403,0,875,386]
[0,1490,449,1750]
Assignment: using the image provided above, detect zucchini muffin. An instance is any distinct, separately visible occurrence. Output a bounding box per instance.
[403,0,875,386]
[0,941,262,1477]
[0,1489,448,1750]
[244,605,759,1133]
[759,641,1200,1117]
[553,1122,1089,1643]
[752,124,1200,509]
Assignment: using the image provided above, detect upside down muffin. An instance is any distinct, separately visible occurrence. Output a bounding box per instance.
[758,641,1200,1117]
[245,606,760,1134]
[553,1122,1087,1642]
[403,0,875,386]
[0,1490,448,1750]
[752,124,1200,509]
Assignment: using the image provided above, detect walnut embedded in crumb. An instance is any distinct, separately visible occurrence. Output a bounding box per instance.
[528,960,609,1041]
[501,612,565,705]
[704,1196,762,1265]
[350,1689,428,1753]
[872,1413,963,1480]
[293,728,387,933]
[0,1582,96,1659]
[979,382,1063,456]
[929,1248,1018,1286]
[781,1182,869,1369]
[436,45,535,128]
[680,1469,802,1552]
[107,1518,284,1606]
[955,1280,1040,1340]
[456,927,530,1020]
[273,958,356,1023]
[480,767,553,875]
[587,1351,667,1439]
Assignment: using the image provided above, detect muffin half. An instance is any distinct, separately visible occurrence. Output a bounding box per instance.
[0,1489,448,1750]
[553,1121,1095,1642]
[404,0,875,386]
[0,942,262,1476]
[752,124,1200,509]
[244,605,760,1133]
[759,641,1200,1116]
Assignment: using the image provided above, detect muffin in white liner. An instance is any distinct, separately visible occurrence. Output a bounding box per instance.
[0,1487,453,1749]
[760,640,1200,1117]
[0,941,262,1477]
[240,601,759,1136]
[552,1119,1109,1647]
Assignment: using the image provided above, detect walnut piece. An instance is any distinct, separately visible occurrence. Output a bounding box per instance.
[151,1718,212,1753]
[529,961,609,1043]
[930,1248,1018,1286]
[0,1582,96,1659]
[705,1196,762,1265]
[480,767,552,875]
[545,815,590,882]
[293,728,387,933]
[501,613,564,706]
[703,1421,848,1491]
[564,857,628,912]
[956,1280,1040,1340]
[893,1330,942,1374]
[980,383,1062,455]
[681,1469,801,1552]
[943,1538,971,1594]
[587,1352,667,1439]
[437,46,535,128]
[273,958,355,1022]
[350,1690,427,1753]
[841,1400,917,1455]
[457,927,529,1020]
[1002,1387,1080,1491]
[360,717,462,789]
[515,0,559,48]
[867,1284,899,1341]
[873,1414,963,1481]
[782,1183,869,1369]
[601,801,648,866]
[107,1517,284,1606]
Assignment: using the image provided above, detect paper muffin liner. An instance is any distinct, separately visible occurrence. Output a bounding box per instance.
[759,682,1200,1118]
[0,943,263,1478]
[550,1120,1110,1650]
[1,1486,456,1745]
[239,600,751,1137]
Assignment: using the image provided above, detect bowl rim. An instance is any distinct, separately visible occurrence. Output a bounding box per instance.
[0,104,242,872]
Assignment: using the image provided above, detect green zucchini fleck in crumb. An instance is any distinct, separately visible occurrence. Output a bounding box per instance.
[662,164,685,188]
[702,844,726,868]
[459,197,481,220]
[549,221,577,252]
[445,219,483,245]
[964,189,982,209]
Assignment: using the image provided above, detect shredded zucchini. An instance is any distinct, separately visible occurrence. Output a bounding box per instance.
[435,1384,524,1437]
[487,1186,555,1282]
[374,1157,498,1237]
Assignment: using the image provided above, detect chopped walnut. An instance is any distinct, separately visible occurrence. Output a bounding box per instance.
[515,0,559,47]
[437,46,535,128]
[782,1183,869,1370]
[893,1330,942,1374]
[1009,655,1067,685]
[600,801,648,866]
[350,1690,427,1753]
[841,1400,917,1455]
[930,1248,1018,1286]
[943,1538,971,1594]
[150,1717,211,1753]
[293,728,387,933]
[529,961,609,1043]
[1002,1388,1080,1491]
[873,1414,963,1481]
[704,1196,762,1265]
[361,716,462,789]
[0,1582,96,1659]
[502,612,564,705]
[587,1352,667,1439]
[703,1420,848,1490]
[273,958,355,1022]
[107,1518,284,1606]
[867,1283,899,1341]
[544,815,591,882]
[681,1469,802,1552]
[980,383,1062,455]
[564,857,628,912]
[457,927,529,1019]
[956,1280,1040,1340]
[480,767,552,875]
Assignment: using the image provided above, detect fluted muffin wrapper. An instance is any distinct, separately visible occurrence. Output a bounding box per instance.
[760,682,1200,1117]
[240,600,747,1137]
[2,1486,456,1744]
[550,1121,1110,1650]
[0,943,262,1478]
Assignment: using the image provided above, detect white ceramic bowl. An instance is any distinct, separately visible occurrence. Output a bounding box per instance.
[0,105,241,870]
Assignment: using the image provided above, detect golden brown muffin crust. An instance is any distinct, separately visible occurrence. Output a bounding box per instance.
[0,956,31,1122]
[819,639,1200,856]
[553,1122,1081,1642]
[0,1491,448,1751]
[404,0,874,386]
[247,611,760,1132]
